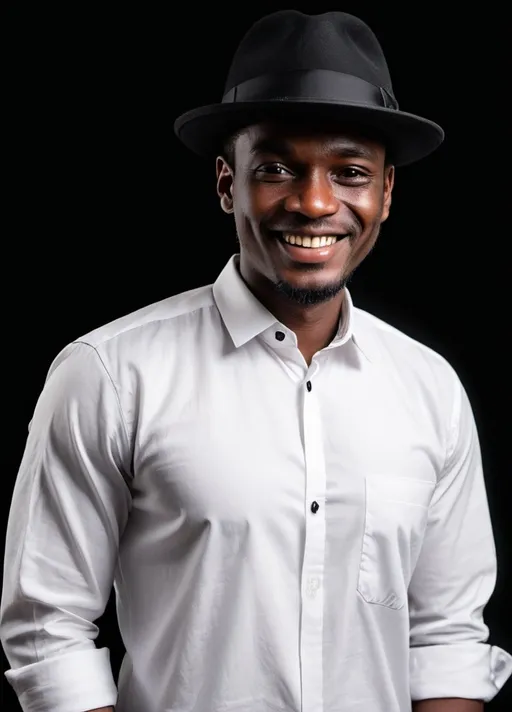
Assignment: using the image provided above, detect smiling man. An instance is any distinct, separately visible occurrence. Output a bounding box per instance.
[2,10,511,712]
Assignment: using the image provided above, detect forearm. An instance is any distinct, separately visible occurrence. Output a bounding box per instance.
[412,699,483,711]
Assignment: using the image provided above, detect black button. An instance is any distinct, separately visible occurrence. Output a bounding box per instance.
[311,501,319,513]
[275,331,285,341]
[306,380,312,391]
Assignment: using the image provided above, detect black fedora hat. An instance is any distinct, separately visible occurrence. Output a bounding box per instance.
[174,10,444,167]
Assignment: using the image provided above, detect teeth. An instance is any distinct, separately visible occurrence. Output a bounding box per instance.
[283,234,338,248]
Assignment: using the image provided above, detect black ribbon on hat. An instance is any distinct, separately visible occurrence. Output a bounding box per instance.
[222,69,398,111]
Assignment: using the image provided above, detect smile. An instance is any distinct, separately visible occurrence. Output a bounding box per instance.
[281,233,342,248]
[273,231,347,264]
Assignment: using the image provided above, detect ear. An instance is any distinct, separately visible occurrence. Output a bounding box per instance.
[381,164,395,223]
[216,156,234,214]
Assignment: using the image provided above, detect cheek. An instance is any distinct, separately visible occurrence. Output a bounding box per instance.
[339,189,386,244]
[234,185,282,235]
[360,195,377,216]
[236,177,283,215]
[345,187,383,219]
[232,199,262,246]
[344,192,384,254]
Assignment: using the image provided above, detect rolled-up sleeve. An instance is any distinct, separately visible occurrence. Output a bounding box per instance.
[1,340,132,712]
[408,375,512,702]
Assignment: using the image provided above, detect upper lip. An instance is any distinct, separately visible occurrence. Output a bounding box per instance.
[273,229,346,237]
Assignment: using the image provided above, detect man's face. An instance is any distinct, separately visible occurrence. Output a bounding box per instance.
[216,121,394,307]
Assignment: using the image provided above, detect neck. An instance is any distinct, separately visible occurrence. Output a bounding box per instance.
[274,294,345,364]
[242,272,346,364]
[275,291,343,335]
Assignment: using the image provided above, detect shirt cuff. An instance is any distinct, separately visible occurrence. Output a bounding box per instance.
[5,647,117,712]
[410,643,512,702]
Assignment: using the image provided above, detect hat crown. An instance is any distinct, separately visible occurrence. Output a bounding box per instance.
[224,10,394,97]
[174,9,444,166]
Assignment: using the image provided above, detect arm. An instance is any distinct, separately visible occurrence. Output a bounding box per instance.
[408,376,512,704]
[1,341,132,712]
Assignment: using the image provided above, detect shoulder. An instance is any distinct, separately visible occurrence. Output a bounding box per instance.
[73,283,216,351]
[354,305,463,407]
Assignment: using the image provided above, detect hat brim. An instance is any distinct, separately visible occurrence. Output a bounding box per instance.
[174,100,444,167]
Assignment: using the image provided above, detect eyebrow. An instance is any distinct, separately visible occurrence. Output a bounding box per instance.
[249,137,378,161]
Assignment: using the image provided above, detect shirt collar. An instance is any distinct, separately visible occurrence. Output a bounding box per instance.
[212,254,373,361]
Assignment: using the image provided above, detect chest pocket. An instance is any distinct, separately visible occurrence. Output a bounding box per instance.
[357,475,436,610]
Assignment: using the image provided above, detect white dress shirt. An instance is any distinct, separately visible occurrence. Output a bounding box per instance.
[2,254,511,712]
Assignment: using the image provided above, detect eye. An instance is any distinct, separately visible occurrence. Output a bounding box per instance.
[254,163,292,180]
[336,166,370,183]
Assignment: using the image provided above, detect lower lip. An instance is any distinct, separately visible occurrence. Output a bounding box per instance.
[277,237,342,263]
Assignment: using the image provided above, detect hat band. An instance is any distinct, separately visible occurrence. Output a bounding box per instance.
[222,69,398,110]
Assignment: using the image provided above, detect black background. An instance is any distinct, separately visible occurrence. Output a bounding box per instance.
[2,3,511,710]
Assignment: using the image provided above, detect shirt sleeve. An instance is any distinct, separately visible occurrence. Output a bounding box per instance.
[408,374,512,702]
[1,340,133,712]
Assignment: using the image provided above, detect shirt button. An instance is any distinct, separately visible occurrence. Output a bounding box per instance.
[275,331,285,341]
[306,380,312,391]
[311,501,319,513]
[306,577,320,598]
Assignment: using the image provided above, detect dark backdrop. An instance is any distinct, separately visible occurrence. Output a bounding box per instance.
[3,3,511,710]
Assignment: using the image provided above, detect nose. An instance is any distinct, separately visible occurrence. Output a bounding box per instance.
[284,171,338,219]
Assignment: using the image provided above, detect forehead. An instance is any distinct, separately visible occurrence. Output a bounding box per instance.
[235,120,385,161]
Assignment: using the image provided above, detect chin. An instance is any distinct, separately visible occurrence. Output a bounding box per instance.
[273,269,346,305]
[277,261,345,283]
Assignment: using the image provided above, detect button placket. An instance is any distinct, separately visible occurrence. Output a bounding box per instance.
[299,376,326,712]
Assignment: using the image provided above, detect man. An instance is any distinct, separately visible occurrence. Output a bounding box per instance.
[1,9,511,712]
